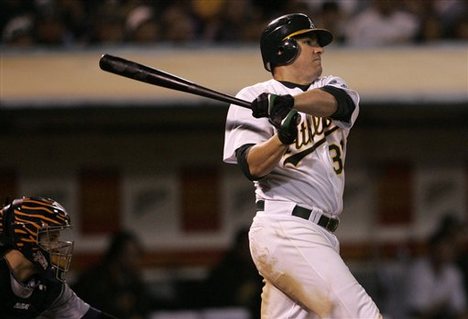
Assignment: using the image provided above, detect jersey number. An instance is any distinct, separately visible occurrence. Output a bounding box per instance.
[328,144,343,174]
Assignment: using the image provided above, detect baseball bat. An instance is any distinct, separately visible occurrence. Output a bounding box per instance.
[99,54,251,109]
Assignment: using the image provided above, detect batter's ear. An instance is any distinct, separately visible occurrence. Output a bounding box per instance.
[270,38,300,69]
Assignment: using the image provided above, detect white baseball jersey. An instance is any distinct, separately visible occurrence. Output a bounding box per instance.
[223,75,359,216]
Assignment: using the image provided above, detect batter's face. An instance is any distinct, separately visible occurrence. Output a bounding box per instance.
[292,35,324,82]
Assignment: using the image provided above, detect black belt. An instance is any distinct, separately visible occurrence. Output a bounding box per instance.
[256,200,339,233]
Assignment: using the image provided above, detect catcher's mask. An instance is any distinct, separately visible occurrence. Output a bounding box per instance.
[260,13,333,72]
[0,197,74,281]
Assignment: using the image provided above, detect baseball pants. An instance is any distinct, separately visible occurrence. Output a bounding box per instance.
[249,201,382,319]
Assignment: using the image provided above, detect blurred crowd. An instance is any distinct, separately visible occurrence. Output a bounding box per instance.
[71,227,263,319]
[403,214,468,319]
[1,0,467,49]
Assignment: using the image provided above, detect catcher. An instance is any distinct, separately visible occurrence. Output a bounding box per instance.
[0,196,117,318]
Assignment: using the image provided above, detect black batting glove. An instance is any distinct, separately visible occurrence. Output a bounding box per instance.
[251,93,295,127]
[277,109,300,145]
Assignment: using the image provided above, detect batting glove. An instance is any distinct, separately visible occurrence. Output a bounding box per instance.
[251,93,294,127]
[277,109,300,145]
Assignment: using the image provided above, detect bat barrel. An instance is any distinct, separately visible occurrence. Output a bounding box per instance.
[99,54,251,109]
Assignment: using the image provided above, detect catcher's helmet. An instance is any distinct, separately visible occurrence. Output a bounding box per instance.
[260,13,333,72]
[0,197,74,281]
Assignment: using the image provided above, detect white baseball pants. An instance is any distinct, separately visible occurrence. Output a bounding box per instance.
[249,207,382,318]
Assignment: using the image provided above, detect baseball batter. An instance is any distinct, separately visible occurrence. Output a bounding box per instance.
[223,13,382,318]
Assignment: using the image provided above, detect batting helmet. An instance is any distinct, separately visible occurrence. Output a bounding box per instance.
[260,13,333,72]
[0,197,74,281]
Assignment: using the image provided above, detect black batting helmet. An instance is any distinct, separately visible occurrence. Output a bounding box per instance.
[0,197,74,281]
[260,13,333,72]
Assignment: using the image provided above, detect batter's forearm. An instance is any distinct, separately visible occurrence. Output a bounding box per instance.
[293,89,337,117]
[247,136,288,177]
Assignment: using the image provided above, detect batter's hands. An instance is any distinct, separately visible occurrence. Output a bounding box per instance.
[251,93,294,127]
[277,109,300,144]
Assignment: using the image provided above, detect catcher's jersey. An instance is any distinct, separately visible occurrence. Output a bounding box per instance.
[223,75,359,216]
[0,258,90,318]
